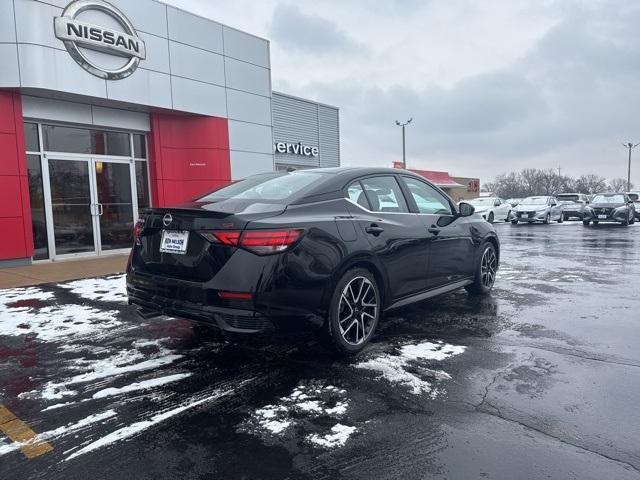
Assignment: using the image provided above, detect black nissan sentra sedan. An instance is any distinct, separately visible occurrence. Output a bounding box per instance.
[127,167,499,354]
[582,193,636,226]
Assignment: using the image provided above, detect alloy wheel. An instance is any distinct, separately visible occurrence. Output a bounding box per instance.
[480,247,497,289]
[338,276,378,346]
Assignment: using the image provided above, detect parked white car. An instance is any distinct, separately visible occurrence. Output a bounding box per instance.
[511,196,564,224]
[467,197,512,223]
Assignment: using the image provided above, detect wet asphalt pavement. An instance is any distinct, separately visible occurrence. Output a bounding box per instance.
[1,221,640,480]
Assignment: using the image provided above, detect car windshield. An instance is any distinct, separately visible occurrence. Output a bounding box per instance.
[469,198,496,205]
[521,197,548,205]
[557,195,579,202]
[628,193,639,201]
[197,171,324,202]
[592,194,625,204]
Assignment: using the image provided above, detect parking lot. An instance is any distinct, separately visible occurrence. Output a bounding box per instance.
[1,221,639,480]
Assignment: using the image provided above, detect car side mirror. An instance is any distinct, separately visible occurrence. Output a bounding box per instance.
[458,202,475,217]
[494,200,500,206]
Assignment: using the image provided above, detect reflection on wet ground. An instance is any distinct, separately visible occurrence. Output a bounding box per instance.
[1,223,640,480]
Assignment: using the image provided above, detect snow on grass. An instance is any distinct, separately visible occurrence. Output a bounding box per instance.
[241,382,353,448]
[355,341,465,396]
[59,274,127,303]
[307,424,357,448]
[91,373,191,399]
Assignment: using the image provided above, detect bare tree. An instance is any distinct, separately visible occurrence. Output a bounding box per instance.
[609,178,635,192]
[485,170,610,198]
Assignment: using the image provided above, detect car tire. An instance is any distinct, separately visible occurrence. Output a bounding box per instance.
[557,215,563,223]
[466,242,497,295]
[582,219,590,226]
[544,213,551,224]
[621,214,630,226]
[511,219,518,225]
[593,221,599,225]
[504,210,511,222]
[323,268,380,355]
[487,212,494,223]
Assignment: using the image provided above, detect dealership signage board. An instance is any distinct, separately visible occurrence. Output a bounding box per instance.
[54,0,146,80]
[274,142,319,157]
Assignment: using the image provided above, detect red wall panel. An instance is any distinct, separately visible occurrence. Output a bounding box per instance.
[149,112,231,207]
[0,91,31,261]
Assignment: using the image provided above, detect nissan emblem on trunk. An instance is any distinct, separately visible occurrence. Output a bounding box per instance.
[163,213,173,227]
[54,0,146,80]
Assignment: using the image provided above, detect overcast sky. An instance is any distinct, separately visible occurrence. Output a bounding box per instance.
[163,0,640,185]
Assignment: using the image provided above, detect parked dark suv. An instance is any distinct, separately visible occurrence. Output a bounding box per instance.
[127,168,500,354]
[583,193,636,226]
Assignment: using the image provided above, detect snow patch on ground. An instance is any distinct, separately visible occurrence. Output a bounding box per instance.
[0,304,121,342]
[241,382,354,449]
[307,424,357,448]
[355,341,465,396]
[66,386,243,461]
[92,373,191,399]
[60,274,127,303]
[0,410,116,457]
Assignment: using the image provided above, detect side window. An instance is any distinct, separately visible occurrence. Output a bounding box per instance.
[402,176,453,215]
[360,176,409,213]
[347,181,369,209]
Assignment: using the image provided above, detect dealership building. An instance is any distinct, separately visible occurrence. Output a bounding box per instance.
[0,0,340,265]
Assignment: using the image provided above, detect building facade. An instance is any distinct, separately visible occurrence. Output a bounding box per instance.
[272,92,339,171]
[0,0,340,265]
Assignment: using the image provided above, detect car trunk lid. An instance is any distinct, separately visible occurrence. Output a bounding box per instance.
[132,199,285,282]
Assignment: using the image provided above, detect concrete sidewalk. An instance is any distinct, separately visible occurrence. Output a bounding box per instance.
[0,254,128,289]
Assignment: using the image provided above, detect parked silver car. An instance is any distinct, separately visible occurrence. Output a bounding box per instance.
[511,196,564,224]
[557,193,590,221]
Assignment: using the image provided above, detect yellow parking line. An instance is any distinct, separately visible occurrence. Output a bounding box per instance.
[0,405,53,459]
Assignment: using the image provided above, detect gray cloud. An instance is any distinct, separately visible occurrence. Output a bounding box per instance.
[269,4,367,55]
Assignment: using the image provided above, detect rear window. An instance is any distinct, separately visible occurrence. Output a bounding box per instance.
[557,194,579,202]
[592,194,624,204]
[197,172,324,203]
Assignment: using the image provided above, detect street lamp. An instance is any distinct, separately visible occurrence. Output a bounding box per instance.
[622,142,639,192]
[395,118,412,169]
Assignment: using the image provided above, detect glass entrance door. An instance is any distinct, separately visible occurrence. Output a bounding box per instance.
[94,160,134,251]
[45,157,136,259]
[47,157,97,256]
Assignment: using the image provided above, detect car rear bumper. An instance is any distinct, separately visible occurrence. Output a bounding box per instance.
[126,269,326,334]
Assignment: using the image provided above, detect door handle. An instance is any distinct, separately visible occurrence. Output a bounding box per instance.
[428,226,440,235]
[365,223,384,235]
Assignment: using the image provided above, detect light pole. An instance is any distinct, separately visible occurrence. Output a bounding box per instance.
[622,142,639,192]
[395,118,412,169]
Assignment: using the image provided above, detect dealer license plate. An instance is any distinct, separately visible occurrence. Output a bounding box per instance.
[597,215,607,219]
[160,230,189,254]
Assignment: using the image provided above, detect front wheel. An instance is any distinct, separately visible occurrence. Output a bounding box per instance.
[466,242,497,295]
[544,213,551,224]
[511,219,518,225]
[583,219,590,226]
[323,268,380,355]
[487,212,494,223]
[557,214,563,223]
[504,210,511,222]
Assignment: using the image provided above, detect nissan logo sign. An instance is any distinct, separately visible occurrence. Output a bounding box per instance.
[54,0,146,80]
[162,213,173,227]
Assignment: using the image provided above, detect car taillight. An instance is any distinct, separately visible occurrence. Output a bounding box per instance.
[133,218,145,245]
[240,229,303,255]
[202,229,303,255]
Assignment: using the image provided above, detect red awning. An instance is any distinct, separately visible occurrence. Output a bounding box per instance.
[393,162,465,188]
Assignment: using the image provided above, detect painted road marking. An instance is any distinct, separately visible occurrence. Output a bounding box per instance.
[0,405,53,459]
